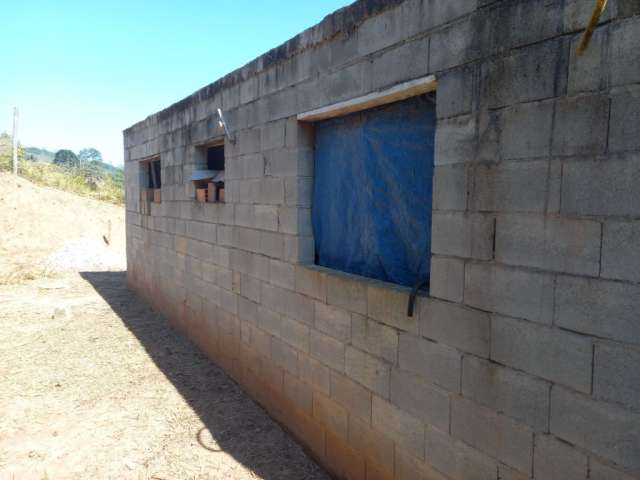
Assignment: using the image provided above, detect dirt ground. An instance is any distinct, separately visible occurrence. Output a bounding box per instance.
[0,175,329,480]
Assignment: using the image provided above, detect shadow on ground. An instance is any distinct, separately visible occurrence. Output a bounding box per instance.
[80,270,329,480]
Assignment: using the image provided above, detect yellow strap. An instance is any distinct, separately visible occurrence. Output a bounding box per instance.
[578,0,608,55]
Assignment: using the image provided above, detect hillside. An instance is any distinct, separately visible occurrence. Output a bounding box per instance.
[24,146,56,163]
[0,133,124,204]
[0,172,125,284]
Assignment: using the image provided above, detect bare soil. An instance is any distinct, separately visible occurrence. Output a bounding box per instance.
[0,175,329,480]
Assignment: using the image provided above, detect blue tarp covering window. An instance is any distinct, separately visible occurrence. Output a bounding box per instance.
[312,94,436,288]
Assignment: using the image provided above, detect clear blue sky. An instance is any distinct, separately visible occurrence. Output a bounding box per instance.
[0,1,351,166]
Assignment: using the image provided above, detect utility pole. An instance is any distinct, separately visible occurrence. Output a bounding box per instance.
[12,107,18,176]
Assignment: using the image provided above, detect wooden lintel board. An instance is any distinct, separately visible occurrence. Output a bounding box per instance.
[297,75,437,123]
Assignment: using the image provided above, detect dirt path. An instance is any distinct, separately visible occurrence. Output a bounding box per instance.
[0,270,329,479]
[0,174,327,479]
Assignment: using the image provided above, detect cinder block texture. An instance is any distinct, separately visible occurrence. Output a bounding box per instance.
[533,434,588,480]
[551,387,640,472]
[491,315,592,393]
[124,1,640,479]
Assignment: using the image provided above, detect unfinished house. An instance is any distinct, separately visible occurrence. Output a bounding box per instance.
[123,1,640,479]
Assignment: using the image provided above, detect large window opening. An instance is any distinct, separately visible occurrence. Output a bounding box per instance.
[311,93,436,288]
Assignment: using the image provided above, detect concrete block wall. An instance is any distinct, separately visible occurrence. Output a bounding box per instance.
[124,1,640,478]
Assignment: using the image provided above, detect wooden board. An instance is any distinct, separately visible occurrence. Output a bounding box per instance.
[297,75,437,123]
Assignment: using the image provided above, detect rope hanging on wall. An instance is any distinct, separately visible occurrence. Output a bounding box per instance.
[577,0,608,55]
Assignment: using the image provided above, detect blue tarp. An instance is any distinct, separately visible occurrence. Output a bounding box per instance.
[312,94,436,288]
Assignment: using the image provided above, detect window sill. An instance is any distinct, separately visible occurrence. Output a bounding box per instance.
[297,263,430,325]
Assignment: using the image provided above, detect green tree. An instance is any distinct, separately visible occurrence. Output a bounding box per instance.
[80,160,105,189]
[53,149,79,168]
[78,148,103,166]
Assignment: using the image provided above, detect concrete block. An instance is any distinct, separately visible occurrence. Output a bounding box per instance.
[483,40,565,108]
[238,296,258,324]
[309,329,345,373]
[564,0,614,31]
[284,235,314,264]
[372,396,425,460]
[249,325,271,357]
[253,205,278,232]
[534,434,588,480]
[431,212,494,260]
[610,19,640,87]
[590,458,637,480]
[398,332,461,393]
[552,94,609,156]
[492,315,592,393]
[562,156,640,217]
[269,259,295,290]
[261,119,286,151]
[356,7,405,56]
[295,292,315,326]
[299,353,330,395]
[610,89,640,153]
[495,100,554,160]
[314,302,351,343]
[271,337,298,375]
[257,231,284,259]
[594,341,640,411]
[425,426,498,480]
[462,356,550,432]
[284,116,314,149]
[367,282,419,333]
[435,114,477,166]
[265,147,313,178]
[464,263,554,325]
[451,396,533,474]
[498,464,528,480]
[261,282,297,319]
[351,314,398,364]
[279,315,310,353]
[395,450,449,480]
[345,346,390,399]
[471,160,553,213]
[313,391,348,438]
[219,288,238,315]
[279,206,312,235]
[568,26,607,94]
[433,164,468,211]
[390,368,450,432]
[260,177,285,205]
[284,177,312,207]
[348,415,395,473]
[420,299,490,357]
[551,386,640,472]
[436,65,475,119]
[555,275,640,344]
[256,304,282,338]
[325,430,366,480]
[429,17,478,72]
[326,271,367,316]
[487,0,562,52]
[330,370,372,422]
[602,221,640,282]
[283,372,312,414]
[295,265,327,301]
[370,37,429,90]
[429,257,464,303]
[495,216,602,276]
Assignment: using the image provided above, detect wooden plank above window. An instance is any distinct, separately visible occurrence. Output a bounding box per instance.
[297,74,437,123]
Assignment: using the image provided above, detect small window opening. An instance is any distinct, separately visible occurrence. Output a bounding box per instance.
[192,142,225,203]
[141,157,161,206]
